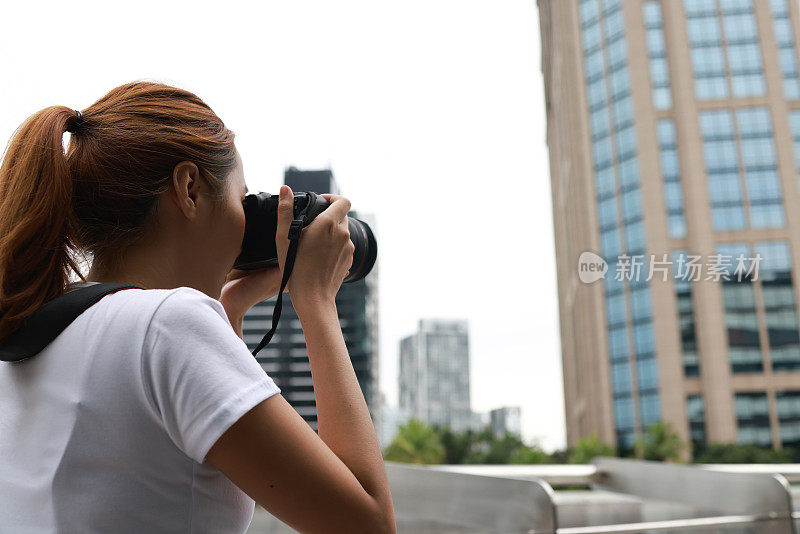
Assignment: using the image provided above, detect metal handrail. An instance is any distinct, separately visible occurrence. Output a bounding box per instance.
[557,514,787,534]
[427,462,800,486]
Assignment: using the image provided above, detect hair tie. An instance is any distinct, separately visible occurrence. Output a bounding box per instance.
[67,109,84,134]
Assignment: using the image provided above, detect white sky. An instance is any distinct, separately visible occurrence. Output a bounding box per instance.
[0,0,565,450]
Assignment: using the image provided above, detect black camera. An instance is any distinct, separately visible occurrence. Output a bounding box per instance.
[233,191,377,283]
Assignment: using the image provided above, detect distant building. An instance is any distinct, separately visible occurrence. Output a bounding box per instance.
[470,411,490,433]
[378,392,410,448]
[283,166,341,195]
[399,319,472,432]
[490,406,522,439]
[243,168,380,432]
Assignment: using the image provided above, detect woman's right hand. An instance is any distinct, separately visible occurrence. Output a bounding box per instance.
[275,184,355,307]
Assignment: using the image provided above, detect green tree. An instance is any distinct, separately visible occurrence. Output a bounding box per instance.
[383,419,445,464]
[510,443,553,464]
[432,425,476,464]
[693,443,795,464]
[633,421,685,462]
[568,433,615,464]
[483,432,530,464]
[462,426,495,464]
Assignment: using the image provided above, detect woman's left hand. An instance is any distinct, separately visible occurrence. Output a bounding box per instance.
[219,266,287,324]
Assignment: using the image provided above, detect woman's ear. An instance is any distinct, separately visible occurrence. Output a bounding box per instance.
[170,161,201,218]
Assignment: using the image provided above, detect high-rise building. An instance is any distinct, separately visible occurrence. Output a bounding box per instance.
[490,406,523,439]
[399,319,472,432]
[539,0,800,455]
[470,411,490,432]
[377,392,410,448]
[242,168,380,432]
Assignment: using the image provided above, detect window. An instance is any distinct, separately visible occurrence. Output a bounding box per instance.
[686,0,765,99]
[770,0,800,99]
[719,243,763,373]
[687,395,707,445]
[700,108,784,231]
[674,251,699,376]
[611,360,632,394]
[657,119,686,238]
[757,241,800,371]
[735,392,772,446]
[777,390,800,449]
[643,2,671,109]
[639,390,661,426]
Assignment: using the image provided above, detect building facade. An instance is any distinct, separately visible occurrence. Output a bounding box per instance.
[243,168,380,432]
[490,406,523,439]
[377,392,411,448]
[399,319,472,432]
[539,0,800,455]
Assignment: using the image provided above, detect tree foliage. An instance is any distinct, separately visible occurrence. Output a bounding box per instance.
[383,419,445,464]
[693,443,795,464]
[382,419,796,466]
[633,422,685,462]
[568,433,616,464]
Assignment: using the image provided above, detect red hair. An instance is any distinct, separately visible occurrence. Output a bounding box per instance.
[0,81,236,343]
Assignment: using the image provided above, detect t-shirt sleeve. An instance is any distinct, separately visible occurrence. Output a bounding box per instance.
[141,287,281,463]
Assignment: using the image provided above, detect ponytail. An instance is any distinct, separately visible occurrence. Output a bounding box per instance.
[0,107,85,343]
[0,81,237,345]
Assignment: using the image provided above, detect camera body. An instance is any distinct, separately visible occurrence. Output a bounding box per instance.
[233,191,377,283]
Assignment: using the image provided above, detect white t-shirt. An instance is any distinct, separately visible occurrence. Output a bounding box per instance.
[0,284,281,533]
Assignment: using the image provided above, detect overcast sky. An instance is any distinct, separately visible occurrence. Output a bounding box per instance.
[1,1,565,450]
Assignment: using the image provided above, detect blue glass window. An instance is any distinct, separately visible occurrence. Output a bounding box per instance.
[686,0,765,99]
[633,320,655,356]
[630,284,652,321]
[608,326,629,361]
[614,395,635,430]
[637,358,659,391]
[657,119,686,238]
[687,395,706,445]
[611,360,632,394]
[723,13,758,43]
[625,219,646,254]
[603,8,625,41]
[770,0,800,99]
[701,108,783,231]
[596,166,616,198]
[735,392,772,446]
[684,0,717,17]
[687,17,721,46]
[580,0,600,26]
[639,391,661,426]
[776,390,800,449]
[612,96,633,129]
[756,241,800,371]
[673,251,699,376]
[719,242,763,373]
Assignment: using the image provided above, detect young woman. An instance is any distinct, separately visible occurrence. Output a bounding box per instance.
[0,81,395,533]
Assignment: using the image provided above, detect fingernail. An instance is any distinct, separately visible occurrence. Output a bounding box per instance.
[279,185,287,199]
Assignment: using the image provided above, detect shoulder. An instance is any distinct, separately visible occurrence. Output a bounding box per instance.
[147,286,230,325]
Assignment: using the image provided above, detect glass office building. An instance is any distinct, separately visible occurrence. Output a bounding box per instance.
[539,0,800,455]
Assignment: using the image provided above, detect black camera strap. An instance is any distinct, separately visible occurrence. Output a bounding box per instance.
[0,282,142,363]
[250,214,305,357]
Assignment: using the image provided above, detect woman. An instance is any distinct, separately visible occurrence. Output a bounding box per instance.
[0,81,395,533]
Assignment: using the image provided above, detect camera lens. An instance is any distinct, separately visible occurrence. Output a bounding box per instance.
[345,218,377,283]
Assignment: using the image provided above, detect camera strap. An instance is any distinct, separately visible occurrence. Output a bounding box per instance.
[0,282,142,363]
[250,214,305,357]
